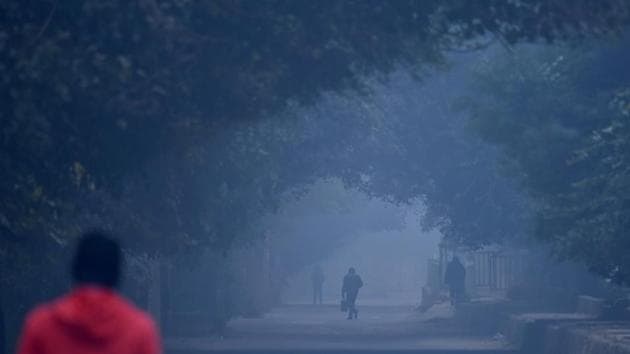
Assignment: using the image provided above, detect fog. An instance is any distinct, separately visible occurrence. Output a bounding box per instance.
[273,180,441,306]
[4,3,630,354]
[283,224,440,306]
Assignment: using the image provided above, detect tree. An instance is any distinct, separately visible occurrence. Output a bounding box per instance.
[3,1,630,349]
[278,72,532,248]
[3,0,628,249]
[464,38,630,284]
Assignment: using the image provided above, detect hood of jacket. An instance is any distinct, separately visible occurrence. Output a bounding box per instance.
[50,286,132,343]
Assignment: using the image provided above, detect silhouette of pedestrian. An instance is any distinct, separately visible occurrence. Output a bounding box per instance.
[311,265,325,305]
[342,267,363,319]
[445,256,466,305]
[17,231,162,354]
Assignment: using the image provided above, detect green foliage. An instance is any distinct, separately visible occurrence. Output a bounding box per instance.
[556,88,630,284]
[465,38,630,284]
[2,0,628,250]
[2,1,630,346]
[337,73,532,247]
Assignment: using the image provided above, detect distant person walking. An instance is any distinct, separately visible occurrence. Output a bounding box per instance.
[444,256,466,305]
[311,266,325,305]
[341,267,363,320]
[17,231,161,354]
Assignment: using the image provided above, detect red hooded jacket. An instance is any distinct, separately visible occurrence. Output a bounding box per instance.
[16,286,161,354]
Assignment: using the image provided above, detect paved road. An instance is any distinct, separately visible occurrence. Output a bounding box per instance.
[166,304,516,354]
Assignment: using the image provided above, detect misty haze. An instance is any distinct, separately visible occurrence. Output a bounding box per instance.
[3,2,630,354]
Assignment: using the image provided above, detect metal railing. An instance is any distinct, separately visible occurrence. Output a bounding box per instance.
[471,250,526,290]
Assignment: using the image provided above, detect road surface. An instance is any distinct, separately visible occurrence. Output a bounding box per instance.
[166,303,515,354]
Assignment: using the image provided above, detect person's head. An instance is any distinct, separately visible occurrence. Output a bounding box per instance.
[71,231,122,288]
[348,267,356,274]
[453,256,461,263]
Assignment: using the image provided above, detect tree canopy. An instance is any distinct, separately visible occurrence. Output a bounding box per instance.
[5,3,630,351]
[3,2,630,336]
[464,38,630,284]
[3,0,629,251]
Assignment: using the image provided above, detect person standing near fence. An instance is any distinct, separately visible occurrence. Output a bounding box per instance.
[445,256,466,305]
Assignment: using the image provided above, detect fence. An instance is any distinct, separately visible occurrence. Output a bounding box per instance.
[470,249,527,291]
[435,242,528,292]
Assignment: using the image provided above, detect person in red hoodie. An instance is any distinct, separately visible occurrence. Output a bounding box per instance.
[16,231,161,354]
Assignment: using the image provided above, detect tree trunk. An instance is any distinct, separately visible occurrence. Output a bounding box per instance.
[147,259,162,327]
[0,290,6,354]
